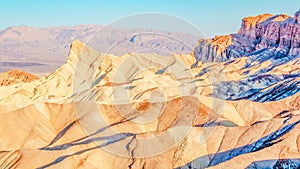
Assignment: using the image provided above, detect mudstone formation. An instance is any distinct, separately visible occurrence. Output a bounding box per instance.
[0,9,299,169]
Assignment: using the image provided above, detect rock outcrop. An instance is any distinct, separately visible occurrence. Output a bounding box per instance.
[193,9,300,64]
[0,69,38,86]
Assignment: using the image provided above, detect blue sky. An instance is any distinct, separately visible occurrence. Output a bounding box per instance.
[1,0,300,37]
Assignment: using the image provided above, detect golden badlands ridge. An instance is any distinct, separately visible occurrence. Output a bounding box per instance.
[0,39,299,169]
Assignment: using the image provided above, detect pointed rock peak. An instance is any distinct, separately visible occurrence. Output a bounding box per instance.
[66,40,104,69]
[66,40,90,64]
[69,40,87,56]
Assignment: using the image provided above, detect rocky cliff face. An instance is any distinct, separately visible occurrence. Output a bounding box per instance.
[193,9,300,64]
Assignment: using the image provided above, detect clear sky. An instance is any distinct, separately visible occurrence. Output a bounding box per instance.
[1,0,300,37]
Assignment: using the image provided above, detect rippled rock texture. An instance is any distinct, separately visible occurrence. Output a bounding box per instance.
[0,38,298,168]
[0,10,300,169]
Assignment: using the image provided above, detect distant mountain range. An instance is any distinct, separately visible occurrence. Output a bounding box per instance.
[0,25,199,75]
[2,9,300,77]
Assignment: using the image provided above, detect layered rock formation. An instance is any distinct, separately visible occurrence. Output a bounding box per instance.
[193,9,300,64]
[0,9,299,169]
[0,38,298,168]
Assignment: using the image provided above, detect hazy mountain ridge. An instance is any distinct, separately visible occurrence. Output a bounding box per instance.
[0,25,199,75]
